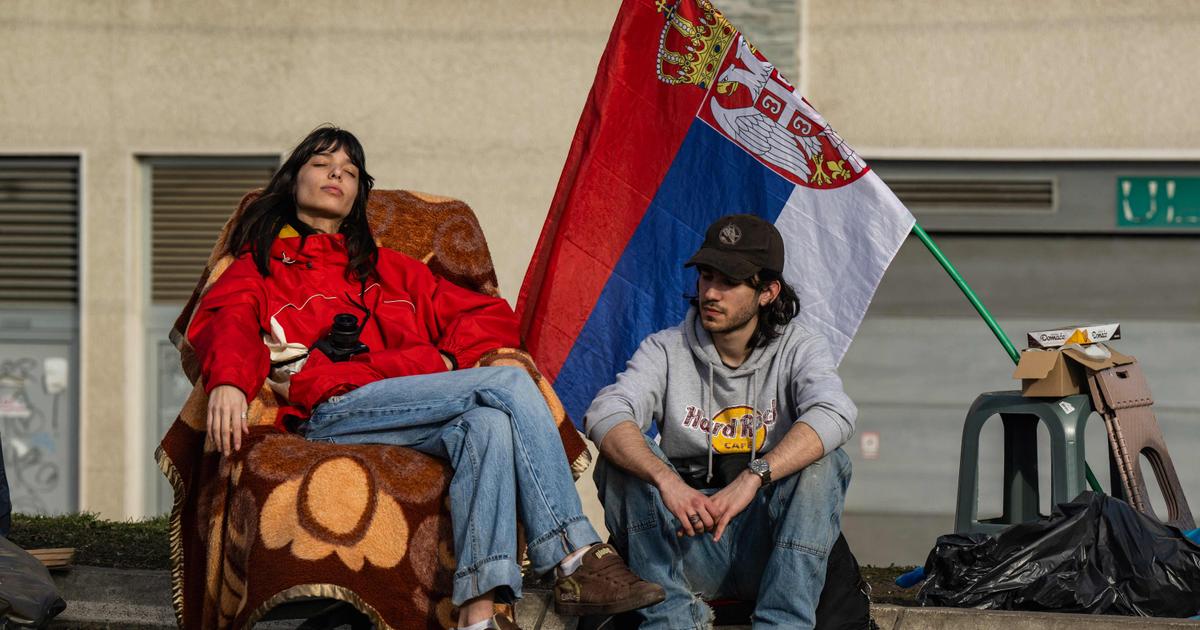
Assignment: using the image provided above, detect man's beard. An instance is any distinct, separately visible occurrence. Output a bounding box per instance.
[700,299,758,335]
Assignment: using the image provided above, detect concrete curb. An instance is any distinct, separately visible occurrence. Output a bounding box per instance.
[872,605,1200,629]
[49,566,176,629]
[52,566,174,608]
[52,601,176,630]
[44,566,1200,629]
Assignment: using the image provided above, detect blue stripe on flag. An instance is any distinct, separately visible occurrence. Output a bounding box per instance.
[555,120,796,427]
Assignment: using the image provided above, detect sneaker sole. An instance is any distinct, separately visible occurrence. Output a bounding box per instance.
[553,587,666,616]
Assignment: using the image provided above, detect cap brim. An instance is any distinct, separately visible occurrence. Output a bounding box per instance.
[684,248,761,281]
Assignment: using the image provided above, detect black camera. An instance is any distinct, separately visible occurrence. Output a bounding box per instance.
[313,313,370,362]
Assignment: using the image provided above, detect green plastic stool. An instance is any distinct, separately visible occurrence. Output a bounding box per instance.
[954,390,1094,535]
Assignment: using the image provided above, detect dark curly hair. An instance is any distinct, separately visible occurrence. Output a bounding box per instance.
[688,268,800,349]
[224,124,378,283]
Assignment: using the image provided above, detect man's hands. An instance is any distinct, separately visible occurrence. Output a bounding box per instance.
[656,470,760,541]
[708,471,762,542]
[207,384,249,457]
[597,422,763,541]
[657,474,717,537]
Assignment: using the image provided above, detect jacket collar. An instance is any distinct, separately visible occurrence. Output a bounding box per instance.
[268,228,348,267]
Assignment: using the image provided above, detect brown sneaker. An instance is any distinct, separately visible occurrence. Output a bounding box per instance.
[553,544,666,616]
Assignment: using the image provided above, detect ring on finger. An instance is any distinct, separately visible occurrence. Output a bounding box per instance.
[688,514,702,524]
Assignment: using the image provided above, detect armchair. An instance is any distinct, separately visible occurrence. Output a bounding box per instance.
[156,190,589,629]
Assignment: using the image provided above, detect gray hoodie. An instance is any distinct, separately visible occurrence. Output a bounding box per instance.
[584,307,857,480]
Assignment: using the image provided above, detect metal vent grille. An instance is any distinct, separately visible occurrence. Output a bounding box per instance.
[0,157,79,304]
[889,178,1055,213]
[150,162,276,303]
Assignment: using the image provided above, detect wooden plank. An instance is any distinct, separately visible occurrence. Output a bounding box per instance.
[28,547,75,569]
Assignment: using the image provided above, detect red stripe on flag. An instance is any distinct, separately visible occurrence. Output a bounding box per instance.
[517,0,709,379]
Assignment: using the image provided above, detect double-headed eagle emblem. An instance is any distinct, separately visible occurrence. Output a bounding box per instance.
[656,0,866,188]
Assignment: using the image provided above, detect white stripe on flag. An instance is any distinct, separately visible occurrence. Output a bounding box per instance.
[777,171,915,363]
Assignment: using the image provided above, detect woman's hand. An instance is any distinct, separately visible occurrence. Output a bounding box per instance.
[207,384,249,457]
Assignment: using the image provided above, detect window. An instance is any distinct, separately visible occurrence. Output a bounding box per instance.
[0,157,79,304]
[148,158,277,303]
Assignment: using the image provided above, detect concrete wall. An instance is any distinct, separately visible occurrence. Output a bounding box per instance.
[802,0,1200,151]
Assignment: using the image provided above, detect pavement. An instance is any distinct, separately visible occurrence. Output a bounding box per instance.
[46,565,1199,629]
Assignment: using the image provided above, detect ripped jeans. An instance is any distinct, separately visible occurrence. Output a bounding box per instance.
[301,366,601,606]
[594,437,851,630]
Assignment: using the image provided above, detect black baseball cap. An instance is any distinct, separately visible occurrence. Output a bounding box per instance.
[685,214,785,280]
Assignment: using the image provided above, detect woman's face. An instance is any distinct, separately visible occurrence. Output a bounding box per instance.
[293,146,359,232]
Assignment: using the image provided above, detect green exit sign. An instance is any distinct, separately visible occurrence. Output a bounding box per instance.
[1117,177,1200,228]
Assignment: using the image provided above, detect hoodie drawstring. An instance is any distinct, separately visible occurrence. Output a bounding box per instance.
[749,368,760,463]
[705,362,715,484]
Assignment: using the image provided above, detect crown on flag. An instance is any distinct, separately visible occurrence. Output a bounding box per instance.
[655,0,736,89]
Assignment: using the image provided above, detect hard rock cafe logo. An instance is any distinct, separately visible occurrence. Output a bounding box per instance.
[718,223,741,245]
[680,401,777,454]
[654,0,868,189]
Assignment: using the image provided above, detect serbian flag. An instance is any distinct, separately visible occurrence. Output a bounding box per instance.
[517,0,915,427]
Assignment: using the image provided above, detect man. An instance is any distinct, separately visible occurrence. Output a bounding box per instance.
[584,214,857,628]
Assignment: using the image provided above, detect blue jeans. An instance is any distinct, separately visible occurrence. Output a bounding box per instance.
[301,366,601,606]
[595,437,851,630]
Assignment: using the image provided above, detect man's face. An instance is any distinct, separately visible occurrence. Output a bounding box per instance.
[696,267,765,335]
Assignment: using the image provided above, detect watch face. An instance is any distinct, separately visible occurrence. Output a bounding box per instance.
[750,459,768,474]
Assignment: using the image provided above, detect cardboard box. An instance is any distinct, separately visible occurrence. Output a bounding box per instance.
[1012,344,1133,397]
[1026,323,1121,349]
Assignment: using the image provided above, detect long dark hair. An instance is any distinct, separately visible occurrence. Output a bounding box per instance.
[225,125,378,282]
[745,270,799,348]
[688,269,800,349]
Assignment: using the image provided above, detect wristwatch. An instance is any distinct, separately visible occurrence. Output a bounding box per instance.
[748,458,772,486]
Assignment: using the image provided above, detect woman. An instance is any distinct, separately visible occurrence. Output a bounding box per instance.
[187,126,663,630]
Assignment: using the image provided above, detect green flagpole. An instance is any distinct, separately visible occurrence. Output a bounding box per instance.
[910,222,1104,494]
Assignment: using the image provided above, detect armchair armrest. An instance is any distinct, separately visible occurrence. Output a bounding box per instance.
[474,348,592,478]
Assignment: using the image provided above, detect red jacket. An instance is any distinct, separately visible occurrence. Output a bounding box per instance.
[188,232,519,430]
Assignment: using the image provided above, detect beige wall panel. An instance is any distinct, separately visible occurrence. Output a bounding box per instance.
[1,0,621,517]
[78,148,132,517]
[803,0,1200,150]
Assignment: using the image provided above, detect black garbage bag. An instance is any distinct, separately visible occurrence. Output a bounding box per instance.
[0,536,66,627]
[918,491,1200,617]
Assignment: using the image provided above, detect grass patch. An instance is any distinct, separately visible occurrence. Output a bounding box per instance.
[861,564,921,606]
[8,513,171,570]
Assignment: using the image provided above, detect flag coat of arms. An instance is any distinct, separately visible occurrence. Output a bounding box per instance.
[517,0,915,427]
